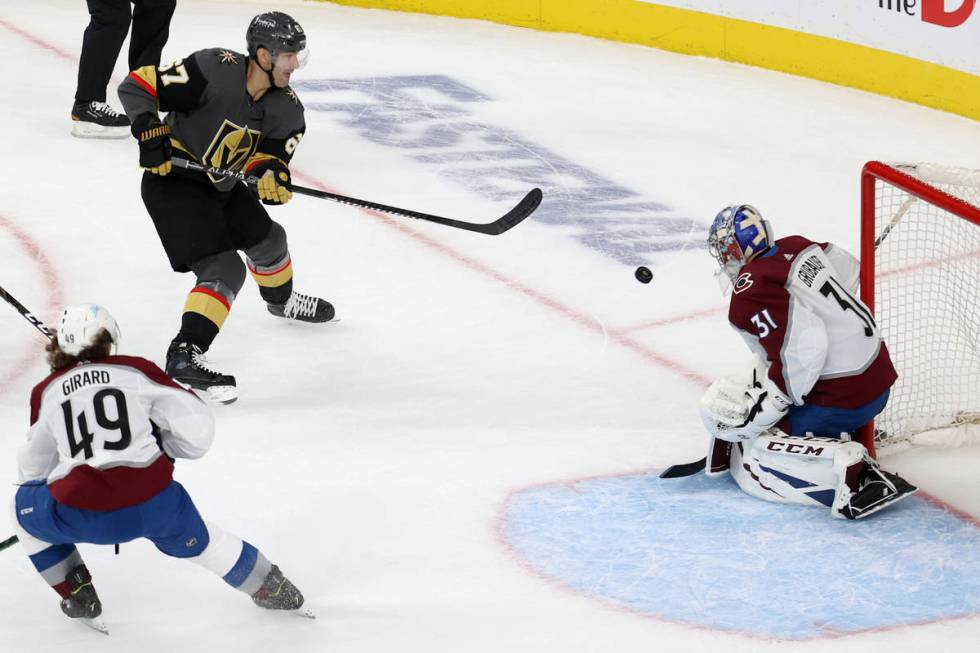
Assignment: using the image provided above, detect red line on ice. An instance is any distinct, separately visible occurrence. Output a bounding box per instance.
[290,169,712,388]
[0,212,64,392]
[0,17,77,62]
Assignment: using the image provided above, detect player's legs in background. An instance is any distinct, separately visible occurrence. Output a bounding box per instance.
[72,0,131,137]
[143,482,305,610]
[128,0,176,70]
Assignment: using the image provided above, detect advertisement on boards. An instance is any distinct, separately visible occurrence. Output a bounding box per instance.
[640,1,979,75]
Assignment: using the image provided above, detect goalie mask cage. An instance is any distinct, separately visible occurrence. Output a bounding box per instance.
[860,161,980,456]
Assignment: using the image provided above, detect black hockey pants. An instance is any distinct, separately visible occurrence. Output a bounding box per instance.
[75,0,176,103]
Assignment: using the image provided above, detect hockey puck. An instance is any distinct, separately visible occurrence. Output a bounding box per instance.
[635,266,653,284]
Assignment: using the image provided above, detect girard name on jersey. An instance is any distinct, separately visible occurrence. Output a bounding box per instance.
[61,370,111,396]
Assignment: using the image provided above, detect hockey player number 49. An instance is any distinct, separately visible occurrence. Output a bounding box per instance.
[60,389,133,460]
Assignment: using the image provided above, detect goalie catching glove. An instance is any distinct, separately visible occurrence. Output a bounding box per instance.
[700,373,792,442]
[247,157,293,205]
[132,114,172,176]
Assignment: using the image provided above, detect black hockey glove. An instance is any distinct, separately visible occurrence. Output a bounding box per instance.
[248,157,293,205]
[132,113,172,176]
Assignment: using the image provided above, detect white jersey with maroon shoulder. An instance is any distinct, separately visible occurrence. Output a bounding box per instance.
[18,355,214,511]
[728,236,897,408]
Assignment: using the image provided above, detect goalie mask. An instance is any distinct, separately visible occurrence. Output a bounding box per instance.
[246,11,309,71]
[707,204,773,283]
[56,304,121,356]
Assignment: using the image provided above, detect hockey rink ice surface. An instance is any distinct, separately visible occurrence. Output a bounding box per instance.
[2,1,980,651]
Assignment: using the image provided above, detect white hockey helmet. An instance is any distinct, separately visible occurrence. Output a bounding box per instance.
[56,304,121,356]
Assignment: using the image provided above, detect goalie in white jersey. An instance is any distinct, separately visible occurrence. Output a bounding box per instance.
[699,205,916,519]
[11,304,307,625]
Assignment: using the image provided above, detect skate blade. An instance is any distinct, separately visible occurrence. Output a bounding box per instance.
[80,618,109,635]
[70,123,129,139]
[292,607,316,619]
[197,386,238,405]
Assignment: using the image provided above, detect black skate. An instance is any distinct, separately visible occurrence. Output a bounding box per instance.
[71,101,130,139]
[60,565,102,619]
[267,291,335,323]
[165,341,238,405]
[251,565,306,611]
[839,467,917,520]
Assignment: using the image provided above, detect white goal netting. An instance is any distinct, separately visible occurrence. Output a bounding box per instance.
[865,162,980,449]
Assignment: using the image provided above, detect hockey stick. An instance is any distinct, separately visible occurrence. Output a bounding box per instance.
[0,285,54,339]
[170,158,543,236]
[659,457,707,479]
[0,286,52,553]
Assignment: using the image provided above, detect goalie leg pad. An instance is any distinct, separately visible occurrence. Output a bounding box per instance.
[730,434,866,510]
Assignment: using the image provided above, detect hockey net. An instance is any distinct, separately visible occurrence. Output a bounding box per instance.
[860,162,980,454]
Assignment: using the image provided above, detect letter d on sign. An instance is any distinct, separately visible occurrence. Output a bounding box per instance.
[922,0,974,27]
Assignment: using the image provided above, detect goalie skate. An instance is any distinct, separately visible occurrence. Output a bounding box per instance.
[838,468,918,520]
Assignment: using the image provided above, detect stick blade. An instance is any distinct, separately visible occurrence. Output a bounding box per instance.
[659,457,707,479]
[482,187,542,235]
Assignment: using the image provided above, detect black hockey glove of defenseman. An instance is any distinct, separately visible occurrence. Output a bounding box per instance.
[132,113,172,176]
[249,158,293,205]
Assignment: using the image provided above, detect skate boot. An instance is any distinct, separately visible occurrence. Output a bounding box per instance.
[267,291,335,323]
[71,101,130,139]
[838,466,917,520]
[165,341,238,405]
[251,565,305,611]
[60,565,102,619]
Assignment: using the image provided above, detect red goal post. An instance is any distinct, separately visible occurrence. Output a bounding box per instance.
[859,162,980,457]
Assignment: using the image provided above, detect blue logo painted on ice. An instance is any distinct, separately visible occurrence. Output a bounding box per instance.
[295,76,703,266]
[501,472,980,638]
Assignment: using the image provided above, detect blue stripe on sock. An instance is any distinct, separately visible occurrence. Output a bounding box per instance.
[222,542,258,588]
[28,544,76,573]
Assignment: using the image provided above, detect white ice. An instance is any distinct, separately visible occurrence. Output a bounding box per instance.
[1,1,978,651]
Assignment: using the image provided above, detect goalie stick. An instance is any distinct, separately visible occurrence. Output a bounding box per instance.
[659,457,707,479]
[170,158,543,236]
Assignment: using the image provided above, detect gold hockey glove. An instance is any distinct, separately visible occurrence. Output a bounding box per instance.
[250,158,293,205]
[132,114,172,175]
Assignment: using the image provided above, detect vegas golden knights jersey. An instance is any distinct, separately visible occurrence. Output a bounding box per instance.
[118,48,305,191]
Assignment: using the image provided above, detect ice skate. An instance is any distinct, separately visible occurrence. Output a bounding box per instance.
[70,101,130,139]
[251,565,311,616]
[60,565,103,622]
[838,467,917,520]
[165,341,238,405]
[267,291,335,323]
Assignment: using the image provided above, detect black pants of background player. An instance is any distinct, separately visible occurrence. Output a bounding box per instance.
[76,0,177,103]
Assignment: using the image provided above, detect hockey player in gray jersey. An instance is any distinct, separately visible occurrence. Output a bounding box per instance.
[118,11,333,404]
